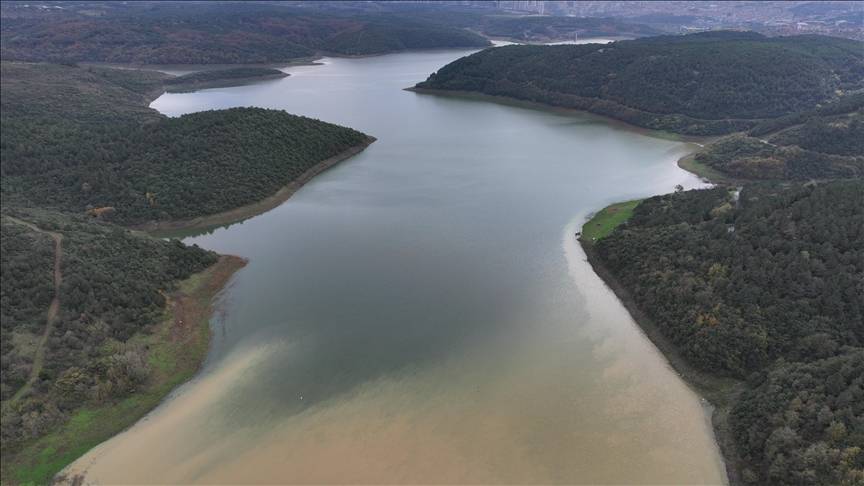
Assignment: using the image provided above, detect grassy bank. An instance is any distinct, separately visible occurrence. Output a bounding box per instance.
[579,199,642,243]
[3,255,246,485]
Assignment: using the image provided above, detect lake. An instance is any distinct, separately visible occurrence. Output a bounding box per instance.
[66,48,726,484]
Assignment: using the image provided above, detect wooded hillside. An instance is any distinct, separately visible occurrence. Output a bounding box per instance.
[594,182,864,484]
[0,2,490,64]
[695,99,864,180]
[416,32,864,135]
[1,208,217,442]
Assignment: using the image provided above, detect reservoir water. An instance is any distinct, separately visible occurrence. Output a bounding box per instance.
[67,48,726,484]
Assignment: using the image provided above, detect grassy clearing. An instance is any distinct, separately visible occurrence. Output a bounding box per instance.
[580,199,642,243]
[2,256,245,485]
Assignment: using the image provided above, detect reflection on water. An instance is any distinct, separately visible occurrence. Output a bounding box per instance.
[65,49,726,484]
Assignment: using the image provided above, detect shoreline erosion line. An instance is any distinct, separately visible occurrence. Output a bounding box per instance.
[406,87,728,182]
[406,86,727,145]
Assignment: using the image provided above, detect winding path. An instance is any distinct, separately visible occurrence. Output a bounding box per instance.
[5,216,63,406]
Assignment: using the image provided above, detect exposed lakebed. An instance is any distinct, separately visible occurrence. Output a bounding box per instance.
[66,48,725,484]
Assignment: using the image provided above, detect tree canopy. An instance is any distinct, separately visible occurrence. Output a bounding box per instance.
[1,208,217,444]
[416,32,864,135]
[0,2,490,64]
[695,100,863,180]
[1,62,371,225]
[595,182,864,484]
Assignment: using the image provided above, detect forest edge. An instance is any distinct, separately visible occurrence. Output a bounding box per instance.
[6,256,247,484]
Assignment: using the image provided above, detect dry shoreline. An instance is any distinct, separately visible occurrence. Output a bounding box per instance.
[133,136,376,233]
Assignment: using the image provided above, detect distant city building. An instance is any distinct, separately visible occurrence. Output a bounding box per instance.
[384,1,864,40]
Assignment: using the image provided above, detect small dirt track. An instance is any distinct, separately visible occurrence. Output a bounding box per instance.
[6,217,63,406]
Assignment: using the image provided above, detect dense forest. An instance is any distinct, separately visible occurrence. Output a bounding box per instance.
[0,208,217,444]
[0,2,490,64]
[695,104,864,180]
[0,2,665,65]
[2,62,371,225]
[320,20,487,56]
[416,32,864,135]
[592,182,864,484]
[0,219,54,362]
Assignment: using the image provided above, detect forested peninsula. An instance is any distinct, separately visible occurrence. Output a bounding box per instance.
[0,60,373,483]
[1,61,373,227]
[415,32,864,136]
[164,67,289,93]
